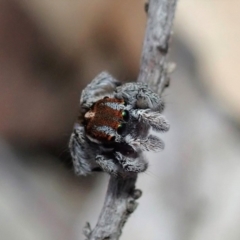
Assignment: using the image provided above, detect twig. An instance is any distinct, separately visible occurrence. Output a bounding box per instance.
[84,0,178,239]
[84,175,141,240]
[139,0,177,95]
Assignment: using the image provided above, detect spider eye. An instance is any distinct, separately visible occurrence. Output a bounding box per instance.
[122,110,129,122]
[117,123,126,135]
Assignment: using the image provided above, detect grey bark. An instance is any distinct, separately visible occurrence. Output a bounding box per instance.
[84,0,178,239]
[84,175,141,240]
[138,0,177,95]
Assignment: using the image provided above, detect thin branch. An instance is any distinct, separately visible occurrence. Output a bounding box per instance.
[84,0,178,239]
[84,175,141,240]
[138,0,177,95]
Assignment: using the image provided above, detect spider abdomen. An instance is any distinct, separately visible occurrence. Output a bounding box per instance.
[84,97,128,143]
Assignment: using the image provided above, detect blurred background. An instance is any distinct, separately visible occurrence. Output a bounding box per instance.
[1,0,240,239]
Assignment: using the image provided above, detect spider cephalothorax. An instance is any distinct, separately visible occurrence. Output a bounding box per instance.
[69,72,169,177]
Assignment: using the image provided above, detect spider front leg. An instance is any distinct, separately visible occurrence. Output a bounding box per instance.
[125,134,165,152]
[69,124,99,175]
[131,109,170,132]
[95,154,125,177]
[80,72,121,113]
[114,151,148,173]
[114,82,164,111]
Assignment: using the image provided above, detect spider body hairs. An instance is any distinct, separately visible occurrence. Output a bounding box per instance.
[69,72,169,177]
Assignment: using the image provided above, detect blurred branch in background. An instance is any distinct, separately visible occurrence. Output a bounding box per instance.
[175,1,240,125]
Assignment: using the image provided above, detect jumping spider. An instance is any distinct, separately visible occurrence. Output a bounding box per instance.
[69,72,169,177]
